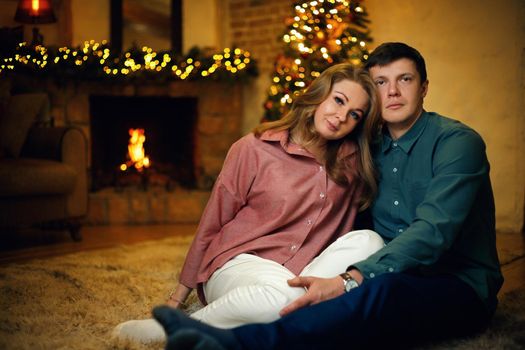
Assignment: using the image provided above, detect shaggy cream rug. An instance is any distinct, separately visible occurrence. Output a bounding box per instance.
[0,235,195,350]
[0,235,524,350]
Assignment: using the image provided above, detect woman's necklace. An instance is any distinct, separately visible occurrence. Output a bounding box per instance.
[289,132,325,164]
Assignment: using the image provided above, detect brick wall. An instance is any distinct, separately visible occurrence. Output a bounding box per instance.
[228,0,294,77]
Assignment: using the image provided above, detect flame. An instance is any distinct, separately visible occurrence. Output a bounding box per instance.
[121,128,150,172]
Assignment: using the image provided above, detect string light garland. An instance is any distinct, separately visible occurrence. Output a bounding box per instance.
[263,0,372,121]
[0,40,258,82]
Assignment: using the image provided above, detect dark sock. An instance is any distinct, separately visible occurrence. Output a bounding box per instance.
[152,306,241,350]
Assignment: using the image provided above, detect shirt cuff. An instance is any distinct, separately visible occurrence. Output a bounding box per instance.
[352,261,397,281]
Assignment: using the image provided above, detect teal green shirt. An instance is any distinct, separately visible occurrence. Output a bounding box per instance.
[353,111,503,313]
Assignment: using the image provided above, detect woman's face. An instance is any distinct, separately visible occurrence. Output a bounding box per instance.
[313,79,369,142]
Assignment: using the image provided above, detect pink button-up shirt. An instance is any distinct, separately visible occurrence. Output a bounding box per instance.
[179,129,362,301]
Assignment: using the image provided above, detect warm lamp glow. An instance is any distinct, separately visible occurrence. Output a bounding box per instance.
[14,0,56,24]
[14,0,56,47]
[32,0,39,12]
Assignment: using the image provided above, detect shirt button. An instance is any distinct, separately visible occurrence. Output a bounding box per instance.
[388,267,394,272]
[319,166,323,172]
[393,168,398,173]
[320,192,325,199]
[307,219,312,226]
[290,245,297,251]
[398,228,404,233]
[394,200,399,206]
[393,142,398,147]
[369,273,375,278]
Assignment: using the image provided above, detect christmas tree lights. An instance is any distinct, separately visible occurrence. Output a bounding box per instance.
[0,40,258,83]
[263,0,372,121]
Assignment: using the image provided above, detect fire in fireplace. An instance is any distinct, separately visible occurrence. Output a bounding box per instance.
[120,128,151,172]
[89,95,198,191]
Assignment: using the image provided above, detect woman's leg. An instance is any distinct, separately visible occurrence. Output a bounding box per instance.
[301,229,384,277]
[111,254,305,342]
[190,254,305,328]
[153,273,490,350]
[112,230,383,343]
[192,230,384,328]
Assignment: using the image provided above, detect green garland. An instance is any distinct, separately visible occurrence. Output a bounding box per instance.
[0,41,258,83]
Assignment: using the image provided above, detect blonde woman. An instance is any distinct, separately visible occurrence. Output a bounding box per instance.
[114,63,384,343]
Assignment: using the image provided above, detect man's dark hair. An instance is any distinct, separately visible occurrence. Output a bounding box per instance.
[364,42,427,82]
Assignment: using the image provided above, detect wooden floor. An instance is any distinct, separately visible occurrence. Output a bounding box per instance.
[0,224,198,264]
[0,224,524,297]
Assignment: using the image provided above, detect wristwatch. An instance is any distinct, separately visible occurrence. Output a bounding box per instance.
[339,271,359,292]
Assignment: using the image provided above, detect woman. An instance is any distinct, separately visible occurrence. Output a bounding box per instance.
[113,63,384,342]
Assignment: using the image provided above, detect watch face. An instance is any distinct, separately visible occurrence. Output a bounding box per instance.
[345,278,359,292]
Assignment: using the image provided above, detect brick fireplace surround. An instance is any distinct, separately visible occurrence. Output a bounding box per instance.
[42,79,244,225]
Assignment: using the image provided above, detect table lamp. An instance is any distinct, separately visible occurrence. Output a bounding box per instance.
[14,0,57,46]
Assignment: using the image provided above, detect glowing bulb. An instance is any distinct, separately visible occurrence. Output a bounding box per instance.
[32,0,39,12]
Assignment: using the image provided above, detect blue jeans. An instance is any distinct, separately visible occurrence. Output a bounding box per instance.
[232,273,491,349]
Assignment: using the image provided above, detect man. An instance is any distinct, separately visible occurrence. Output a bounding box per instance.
[151,42,503,349]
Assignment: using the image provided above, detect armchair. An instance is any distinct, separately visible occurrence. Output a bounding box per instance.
[0,92,88,241]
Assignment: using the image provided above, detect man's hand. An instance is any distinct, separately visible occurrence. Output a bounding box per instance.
[279,275,345,316]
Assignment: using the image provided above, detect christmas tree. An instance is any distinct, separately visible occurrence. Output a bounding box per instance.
[263,0,372,121]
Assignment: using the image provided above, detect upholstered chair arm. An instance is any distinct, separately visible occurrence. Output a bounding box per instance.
[21,126,89,220]
[21,126,83,161]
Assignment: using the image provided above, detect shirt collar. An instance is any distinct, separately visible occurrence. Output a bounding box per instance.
[381,111,429,154]
[260,129,306,156]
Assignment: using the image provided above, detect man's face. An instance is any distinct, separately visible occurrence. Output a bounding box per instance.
[369,58,428,139]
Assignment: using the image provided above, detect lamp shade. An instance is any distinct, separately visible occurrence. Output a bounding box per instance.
[14,0,56,24]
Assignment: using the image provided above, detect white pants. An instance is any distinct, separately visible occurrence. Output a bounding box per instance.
[190,229,384,328]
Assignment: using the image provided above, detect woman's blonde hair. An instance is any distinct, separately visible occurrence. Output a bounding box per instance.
[253,63,381,210]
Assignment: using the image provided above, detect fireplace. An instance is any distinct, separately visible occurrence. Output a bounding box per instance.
[37,80,243,224]
[89,95,198,190]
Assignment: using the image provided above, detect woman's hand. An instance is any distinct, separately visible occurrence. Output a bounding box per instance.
[279,275,345,316]
[166,284,192,309]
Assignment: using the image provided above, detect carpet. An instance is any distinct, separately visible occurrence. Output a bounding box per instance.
[0,235,524,350]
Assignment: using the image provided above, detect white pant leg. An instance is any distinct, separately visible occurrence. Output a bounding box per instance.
[301,229,385,277]
[190,254,306,328]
